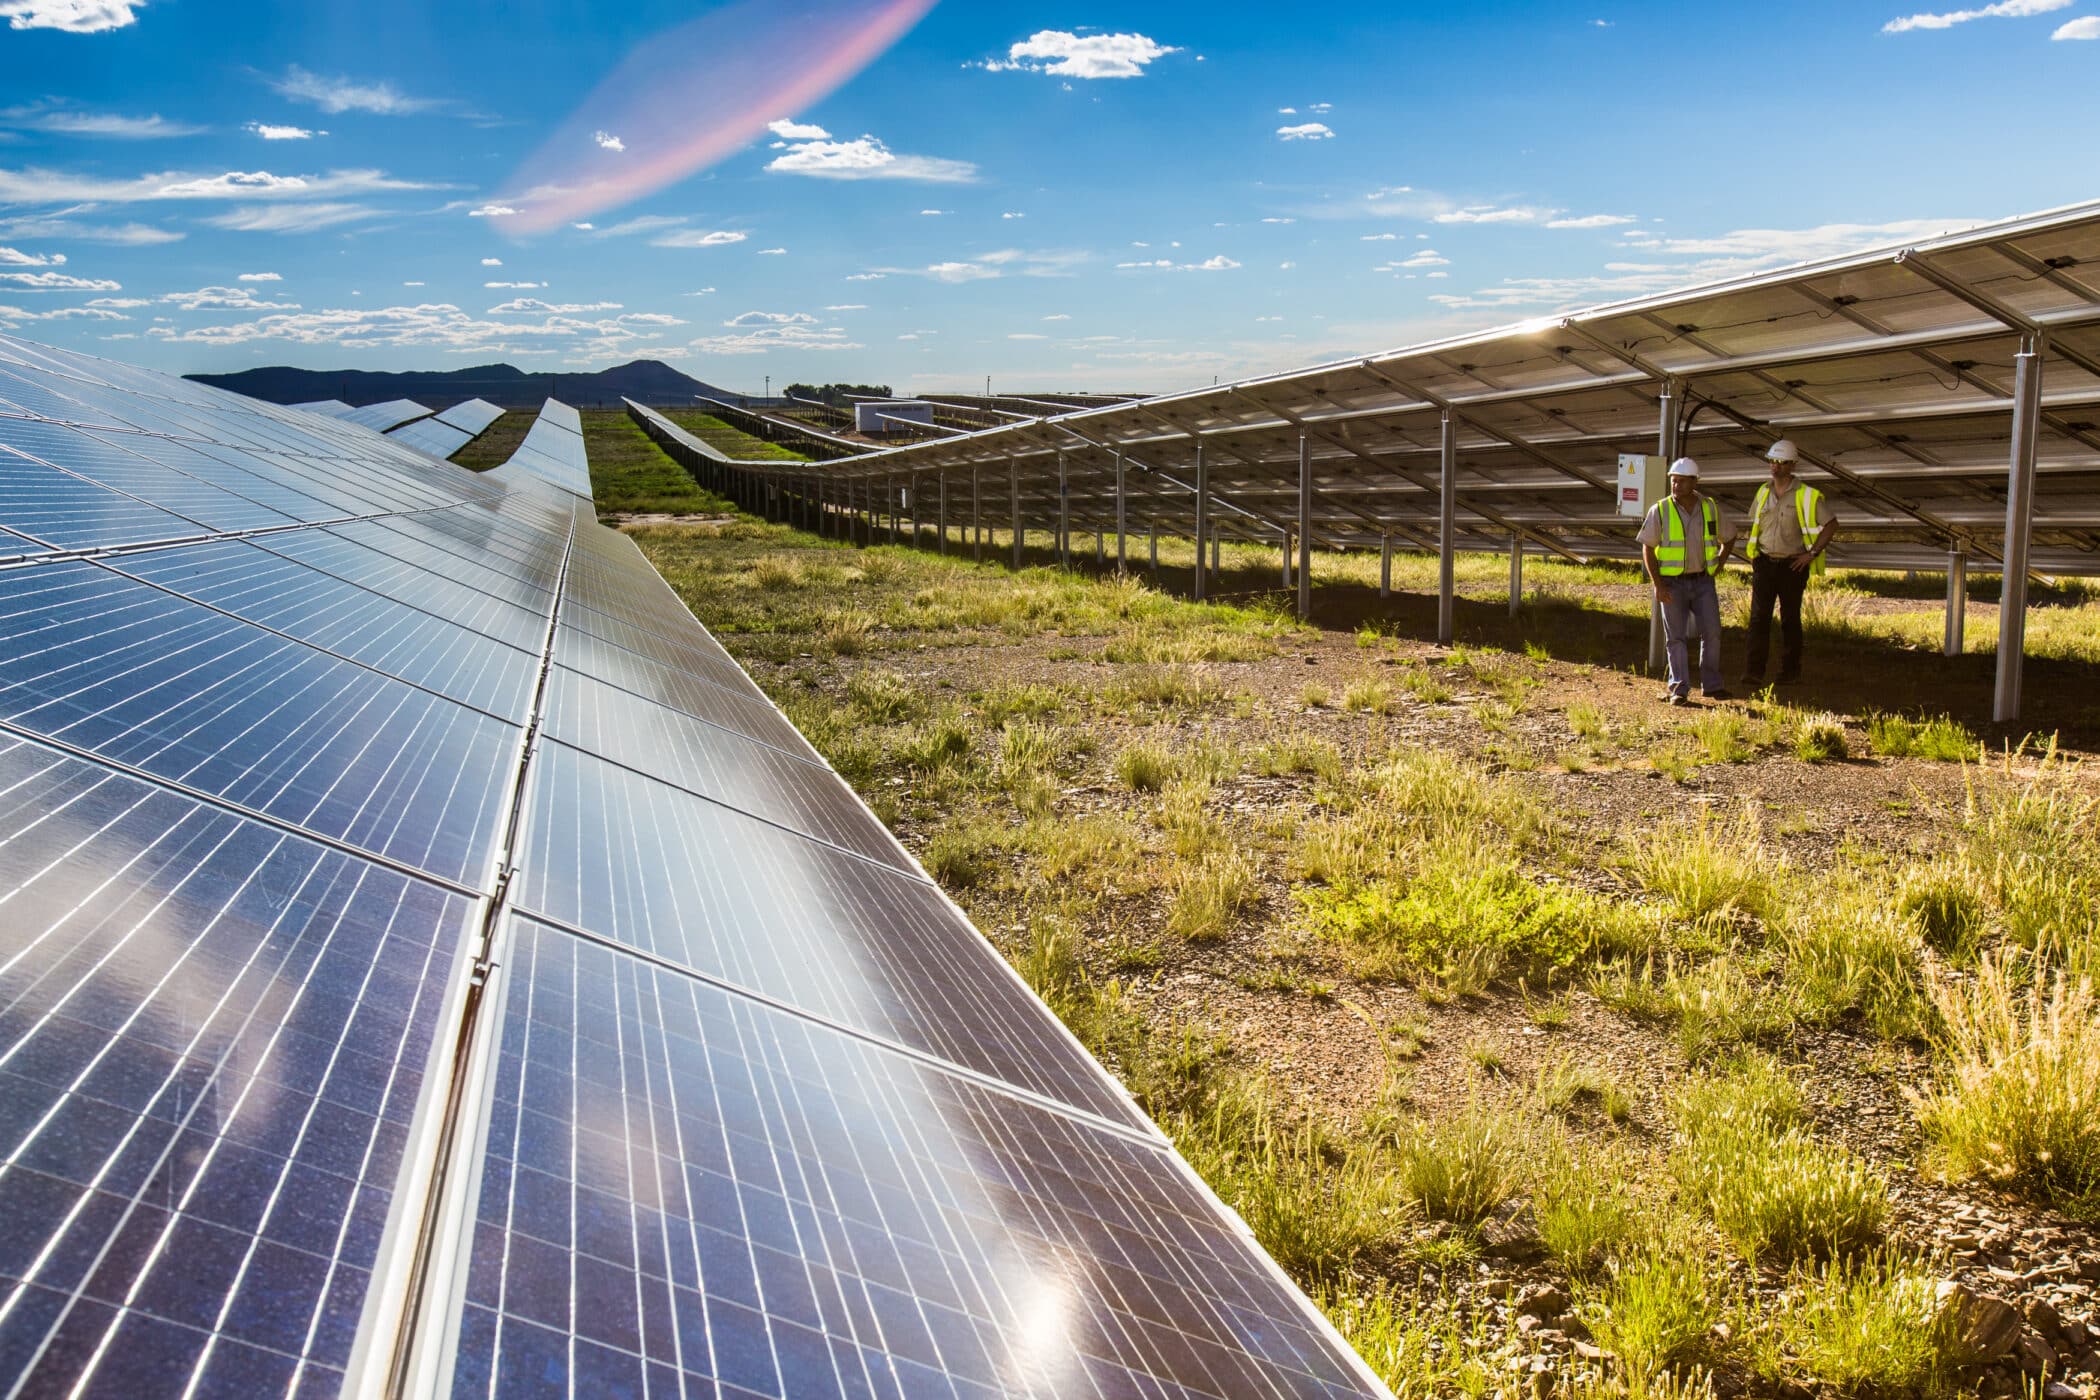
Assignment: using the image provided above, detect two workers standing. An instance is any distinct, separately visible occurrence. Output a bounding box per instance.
[1637,440,1839,706]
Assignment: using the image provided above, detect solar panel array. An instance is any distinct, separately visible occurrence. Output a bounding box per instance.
[0,332,1388,1399]
[342,399,437,435]
[384,400,507,463]
[720,201,2100,577]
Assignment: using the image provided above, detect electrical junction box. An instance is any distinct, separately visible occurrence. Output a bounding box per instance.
[1618,454,1666,519]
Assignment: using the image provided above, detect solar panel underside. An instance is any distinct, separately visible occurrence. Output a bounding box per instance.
[0,333,1387,1398]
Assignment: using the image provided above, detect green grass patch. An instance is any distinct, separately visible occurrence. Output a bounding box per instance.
[580,410,739,514]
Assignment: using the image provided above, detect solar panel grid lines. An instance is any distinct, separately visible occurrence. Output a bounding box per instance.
[0,738,480,1400]
[389,420,477,463]
[434,401,505,438]
[343,401,437,435]
[439,920,1379,1400]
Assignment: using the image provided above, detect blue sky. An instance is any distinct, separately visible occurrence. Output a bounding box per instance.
[1,0,2096,394]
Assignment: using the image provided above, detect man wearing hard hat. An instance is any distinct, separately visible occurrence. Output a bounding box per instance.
[1638,457,1737,705]
[1741,439,1839,687]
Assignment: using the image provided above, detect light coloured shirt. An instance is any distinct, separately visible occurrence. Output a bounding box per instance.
[1753,479,1828,558]
[1636,493,1734,574]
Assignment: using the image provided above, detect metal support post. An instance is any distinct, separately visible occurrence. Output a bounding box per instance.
[1380,534,1393,598]
[908,472,919,549]
[1193,444,1209,601]
[1149,526,1158,572]
[1057,452,1070,568]
[1297,434,1313,621]
[1282,531,1293,588]
[1649,378,1680,674]
[889,476,899,544]
[938,473,948,555]
[971,465,982,563]
[1094,532,1104,567]
[1995,338,2043,724]
[1438,410,1457,645]
[1010,457,1023,569]
[1114,453,1127,572]
[1944,548,1966,656]
[1212,533,1220,577]
[1509,536,1524,617]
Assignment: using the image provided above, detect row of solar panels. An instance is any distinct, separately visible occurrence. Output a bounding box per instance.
[0,333,1387,1398]
[290,397,508,462]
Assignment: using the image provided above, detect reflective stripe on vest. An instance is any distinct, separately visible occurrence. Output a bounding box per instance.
[1745,482,1824,560]
[1653,496,1722,576]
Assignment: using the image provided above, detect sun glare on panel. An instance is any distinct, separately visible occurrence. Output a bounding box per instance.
[491,0,938,234]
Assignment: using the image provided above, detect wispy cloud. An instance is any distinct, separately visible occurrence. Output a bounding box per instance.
[0,214,182,244]
[468,203,518,217]
[0,0,141,32]
[767,118,828,140]
[651,228,747,247]
[688,318,861,354]
[881,248,1085,282]
[480,257,501,266]
[1115,254,1241,272]
[162,284,297,310]
[593,130,624,151]
[765,126,976,183]
[0,269,118,290]
[488,297,622,314]
[1546,213,1637,229]
[246,122,319,140]
[2055,14,2100,35]
[268,66,437,116]
[0,245,62,265]
[977,30,1177,78]
[0,104,204,139]
[203,202,380,233]
[0,165,437,204]
[235,270,280,281]
[0,302,128,321]
[1883,0,2067,29]
[1277,122,1334,141]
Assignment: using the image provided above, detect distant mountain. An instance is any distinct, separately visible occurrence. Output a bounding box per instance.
[185,358,741,410]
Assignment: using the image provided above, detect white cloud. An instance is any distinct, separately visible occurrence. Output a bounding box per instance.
[684,287,716,296]
[1192,254,1239,271]
[1361,232,1396,241]
[485,280,543,288]
[2055,14,2100,34]
[1546,213,1638,229]
[724,310,816,327]
[1002,211,1024,219]
[925,260,1001,283]
[1008,332,1047,340]
[269,66,435,116]
[204,202,378,233]
[1261,217,1296,224]
[593,213,684,238]
[1277,123,1333,141]
[920,208,947,216]
[1116,254,1240,272]
[1043,313,1070,320]
[0,246,62,266]
[1279,260,1296,269]
[0,166,433,205]
[765,134,977,183]
[480,257,502,266]
[0,215,179,244]
[1436,204,1554,224]
[236,271,281,281]
[651,228,747,248]
[1,106,203,138]
[161,284,297,310]
[488,297,621,314]
[1309,102,1332,113]
[593,130,624,151]
[1399,250,1449,267]
[0,302,127,321]
[1278,106,1297,115]
[756,246,786,255]
[0,270,117,290]
[0,0,140,32]
[824,303,866,310]
[981,30,1178,79]
[1616,217,1970,262]
[845,272,886,281]
[402,280,424,286]
[1884,0,2068,28]
[86,296,145,307]
[767,118,830,140]
[687,321,861,355]
[246,122,318,141]
[571,221,593,230]
[468,203,518,217]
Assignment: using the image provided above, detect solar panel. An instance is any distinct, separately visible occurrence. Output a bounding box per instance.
[341,400,435,434]
[0,337,1391,1399]
[387,418,475,462]
[292,399,357,419]
[435,399,505,437]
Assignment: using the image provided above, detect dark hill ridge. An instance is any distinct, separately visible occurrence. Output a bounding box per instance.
[186,359,739,410]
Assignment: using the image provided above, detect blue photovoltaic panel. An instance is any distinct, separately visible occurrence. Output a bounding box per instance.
[0,736,475,1399]
[292,400,357,419]
[448,921,1370,1400]
[436,399,505,436]
[0,332,1388,1400]
[342,400,434,434]
[388,418,476,461]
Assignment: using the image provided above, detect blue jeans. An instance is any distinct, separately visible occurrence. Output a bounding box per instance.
[1660,572,1723,698]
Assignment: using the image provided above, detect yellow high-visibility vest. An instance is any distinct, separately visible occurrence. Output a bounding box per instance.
[1746,481,1826,573]
[1653,496,1722,576]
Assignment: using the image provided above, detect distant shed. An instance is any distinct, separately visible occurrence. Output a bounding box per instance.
[854,399,936,434]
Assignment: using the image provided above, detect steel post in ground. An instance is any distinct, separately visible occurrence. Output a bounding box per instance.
[1438,411,1456,646]
[1282,532,1292,588]
[1193,444,1209,602]
[1297,434,1313,622]
[1509,536,1524,617]
[890,476,899,544]
[1995,338,2043,724]
[1149,526,1158,572]
[1380,535,1393,598]
[1945,548,1967,656]
[938,473,948,555]
[1010,457,1023,569]
[1114,453,1127,572]
[1057,452,1070,568]
[972,465,982,563]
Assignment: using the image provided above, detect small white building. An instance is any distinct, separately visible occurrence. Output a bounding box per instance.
[854,399,936,433]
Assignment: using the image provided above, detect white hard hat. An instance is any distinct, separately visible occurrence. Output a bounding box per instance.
[1765,438,1800,464]
[1667,457,1700,477]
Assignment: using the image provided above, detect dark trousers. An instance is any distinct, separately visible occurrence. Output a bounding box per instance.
[1745,554,1808,678]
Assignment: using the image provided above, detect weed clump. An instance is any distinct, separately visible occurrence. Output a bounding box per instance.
[1867,711,1979,762]
[1392,1097,1525,1227]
